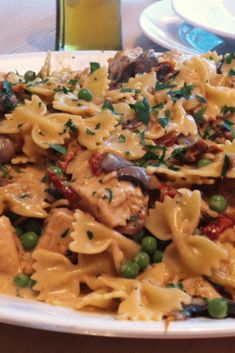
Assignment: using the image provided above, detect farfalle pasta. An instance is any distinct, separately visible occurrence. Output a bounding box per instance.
[0,48,235,322]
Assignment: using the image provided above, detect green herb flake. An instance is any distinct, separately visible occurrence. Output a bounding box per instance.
[159,116,169,128]
[0,165,9,177]
[49,144,67,154]
[221,105,235,115]
[95,123,101,130]
[229,69,235,76]
[118,134,126,143]
[194,106,206,124]
[87,230,94,240]
[132,97,151,125]
[104,188,113,203]
[90,62,100,74]
[170,147,186,159]
[196,95,207,103]
[168,83,194,102]
[221,154,230,177]
[155,82,177,91]
[86,128,96,136]
[69,79,78,86]
[225,53,235,64]
[2,80,13,95]
[222,120,233,132]
[53,86,72,94]
[125,151,130,156]
[130,215,137,222]
[65,119,77,133]
[120,88,141,94]
[140,130,145,145]
[102,100,114,112]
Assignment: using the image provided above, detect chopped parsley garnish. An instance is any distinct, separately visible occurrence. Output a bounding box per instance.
[221,105,235,115]
[118,134,126,143]
[155,82,177,91]
[104,188,113,203]
[69,79,79,86]
[139,145,166,167]
[64,119,77,133]
[229,69,235,76]
[131,97,150,125]
[87,230,94,240]
[54,87,72,94]
[90,62,100,74]
[168,83,194,102]
[86,128,96,135]
[95,123,101,130]
[159,117,169,128]
[49,144,67,154]
[2,80,13,95]
[19,193,30,199]
[140,130,145,145]
[120,88,141,94]
[102,100,114,111]
[225,53,235,64]
[222,119,233,132]
[170,147,186,159]
[221,154,230,177]
[196,95,207,103]
[194,106,206,124]
[0,165,9,177]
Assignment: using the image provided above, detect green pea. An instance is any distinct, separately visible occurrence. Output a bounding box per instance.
[24,219,42,235]
[208,298,228,319]
[152,250,163,263]
[14,273,31,288]
[197,159,211,168]
[208,195,228,213]
[133,230,145,243]
[49,165,63,176]
[15,226,24,237]
[24,70,36,82]
[133,251,150,271]
[141,236,157,255]
[120,262,140,279]
[78,88,93,102]
[20,231,38,251]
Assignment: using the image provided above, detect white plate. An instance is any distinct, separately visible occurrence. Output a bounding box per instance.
[139,0,199,55]
[1,51,235,338]
[172,0,235,40]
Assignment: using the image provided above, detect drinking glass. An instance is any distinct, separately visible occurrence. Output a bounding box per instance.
[56,0,122,51]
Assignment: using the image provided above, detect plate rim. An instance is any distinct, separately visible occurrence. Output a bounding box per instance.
[1,51,235,338]
[139,0,199,55]
[172,0,235,40]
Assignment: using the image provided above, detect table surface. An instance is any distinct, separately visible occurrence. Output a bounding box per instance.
[0,1,235,352]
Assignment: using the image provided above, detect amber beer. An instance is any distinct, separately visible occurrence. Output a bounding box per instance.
[56,0,122,50]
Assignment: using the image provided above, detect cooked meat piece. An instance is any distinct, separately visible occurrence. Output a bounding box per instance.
[72,175,149,229]
[108,48,143,87]
[37,208,74,254]
[0,136,15,163]
[155,132,177,147]
[133,49,158,74]
[108,49,159,88]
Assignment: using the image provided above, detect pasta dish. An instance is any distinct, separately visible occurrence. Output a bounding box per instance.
[0,48,235,322]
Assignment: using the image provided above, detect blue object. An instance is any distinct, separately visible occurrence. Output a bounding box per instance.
[178,23,224,53]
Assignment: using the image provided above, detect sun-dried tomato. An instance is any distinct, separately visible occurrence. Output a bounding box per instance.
[47,170,80,209]
[58,144,81,172]
[159,183,177,202]
[200,215,234,240]
[155,132,177,147]
[89,153,104,176]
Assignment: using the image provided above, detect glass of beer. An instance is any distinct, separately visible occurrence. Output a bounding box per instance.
[56,0,122,51]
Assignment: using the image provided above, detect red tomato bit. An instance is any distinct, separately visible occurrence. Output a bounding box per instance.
[200,215,234,240]
[89,153,104,176]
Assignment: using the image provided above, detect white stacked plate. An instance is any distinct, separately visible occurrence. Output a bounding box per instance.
[139,0,235,54]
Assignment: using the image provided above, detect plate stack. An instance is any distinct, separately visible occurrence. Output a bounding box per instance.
[140,0,235,54]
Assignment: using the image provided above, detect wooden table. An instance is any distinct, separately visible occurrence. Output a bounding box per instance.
[0,1,234,352]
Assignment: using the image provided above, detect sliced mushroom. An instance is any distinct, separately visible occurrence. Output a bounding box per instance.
[117,166,159,191]
[101,153,132,172]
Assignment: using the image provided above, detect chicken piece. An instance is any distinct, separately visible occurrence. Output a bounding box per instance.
[37,208,74,254]
[183,276,221,299]
[72,173,149,230]
[0,216,20,275]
